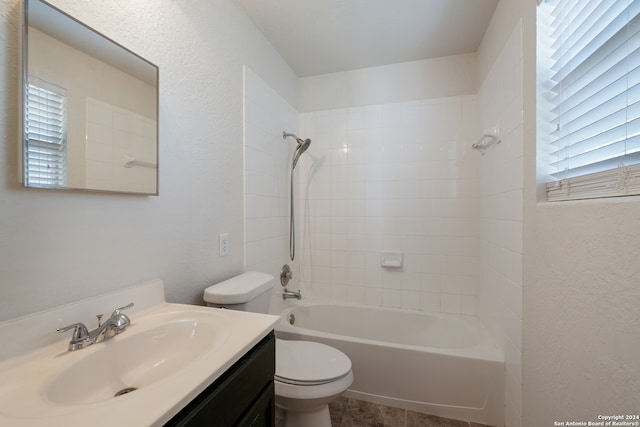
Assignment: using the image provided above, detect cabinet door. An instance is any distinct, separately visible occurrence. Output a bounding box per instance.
[165,333,275,427]
[237,382,275,427]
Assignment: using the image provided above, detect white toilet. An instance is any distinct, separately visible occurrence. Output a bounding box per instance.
[203,272,353,427]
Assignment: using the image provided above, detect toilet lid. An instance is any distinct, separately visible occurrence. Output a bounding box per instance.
[275,339,352,385]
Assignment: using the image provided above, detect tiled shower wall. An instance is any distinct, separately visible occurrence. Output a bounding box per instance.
[85,98,157,193]
[243,66,299,301]
[297,96,482,314]
[477,21,524,427]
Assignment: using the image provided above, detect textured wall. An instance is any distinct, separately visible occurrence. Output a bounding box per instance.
[522,0,640,424]
[525,200,640,424]
[0,0,297,321]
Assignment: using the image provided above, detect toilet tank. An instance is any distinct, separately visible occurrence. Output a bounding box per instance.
[203,272,274,314]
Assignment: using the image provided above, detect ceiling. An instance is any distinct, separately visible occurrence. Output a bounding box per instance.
[236,0,499,77]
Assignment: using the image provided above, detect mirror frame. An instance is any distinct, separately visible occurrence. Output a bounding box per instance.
[22,0,159,195]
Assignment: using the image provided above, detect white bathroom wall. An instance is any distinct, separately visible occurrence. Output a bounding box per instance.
[524,201,640,425]
[243,66,299,311]
[473,1,528,425]
[297,56,481,313]
[476,0,524,88]
[523,1,640,426]
[472,0,640,423]
[0,0,297,321]
[298,54,477,113]
[476,20,524,427]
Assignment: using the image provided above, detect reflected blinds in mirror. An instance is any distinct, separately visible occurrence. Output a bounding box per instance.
[25,81,67,188]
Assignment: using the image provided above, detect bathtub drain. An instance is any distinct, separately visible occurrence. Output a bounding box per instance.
[288,314,295,325]
[114,387,137,397]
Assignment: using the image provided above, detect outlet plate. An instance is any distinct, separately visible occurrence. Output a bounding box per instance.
[219,233,229,256]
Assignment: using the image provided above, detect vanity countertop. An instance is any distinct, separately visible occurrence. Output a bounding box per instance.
[0,280,278,426]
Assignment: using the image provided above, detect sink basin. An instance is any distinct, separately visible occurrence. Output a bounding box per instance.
[0,281,278,427]
[45,311,229,405]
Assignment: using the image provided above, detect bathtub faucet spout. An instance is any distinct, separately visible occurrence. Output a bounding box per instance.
[282,288,302,300]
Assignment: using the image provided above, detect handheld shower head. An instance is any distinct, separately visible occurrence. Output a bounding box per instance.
[282,131,312,262]
[283,131,312,169]
[292,138,311,169]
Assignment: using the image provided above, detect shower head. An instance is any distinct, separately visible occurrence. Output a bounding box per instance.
[292,138,311,169]
[283,131,312,169]
[282,132,312,262]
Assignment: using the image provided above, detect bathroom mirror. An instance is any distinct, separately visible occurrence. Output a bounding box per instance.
[23,0,159,195]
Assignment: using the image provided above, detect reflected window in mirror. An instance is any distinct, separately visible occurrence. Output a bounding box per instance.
[25,78,68,189]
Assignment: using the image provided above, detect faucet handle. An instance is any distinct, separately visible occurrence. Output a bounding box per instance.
[112,302,134,316]
[56,323,89,341]
[110,303,134,331]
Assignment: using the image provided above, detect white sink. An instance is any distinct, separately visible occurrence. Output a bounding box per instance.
[0,279,279,427]
[45,311,228,405]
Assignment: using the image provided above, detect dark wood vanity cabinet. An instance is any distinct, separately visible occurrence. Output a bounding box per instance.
[165,332,276,427]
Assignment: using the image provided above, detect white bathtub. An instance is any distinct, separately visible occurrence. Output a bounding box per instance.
[275,302,504,426]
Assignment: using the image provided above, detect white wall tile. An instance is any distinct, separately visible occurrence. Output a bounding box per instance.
[420,292,441,312]
[364,287,383,306]
[347,286,366,304]
[382,289,402,308]
[401,290,421,310]
[475,21,524,427]
[244,68,299,285]
[441,293,462,314]
[296,93,486,318]
[461,295,477,315]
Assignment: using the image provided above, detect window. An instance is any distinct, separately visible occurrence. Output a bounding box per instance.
[24,80,67,188]
[539,0,640,201]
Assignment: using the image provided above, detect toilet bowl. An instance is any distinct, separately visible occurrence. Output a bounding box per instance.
[275,339,353,427]
[203,272,353,427]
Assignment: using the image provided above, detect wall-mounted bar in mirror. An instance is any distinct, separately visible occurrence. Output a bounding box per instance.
[123,155,157,169]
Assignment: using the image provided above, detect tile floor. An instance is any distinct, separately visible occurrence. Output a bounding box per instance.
[329,397,493,427]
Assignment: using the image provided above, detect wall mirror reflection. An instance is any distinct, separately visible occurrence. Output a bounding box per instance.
[23,0,159,195]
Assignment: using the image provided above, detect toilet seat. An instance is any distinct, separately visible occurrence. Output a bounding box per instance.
[275,339,352,386]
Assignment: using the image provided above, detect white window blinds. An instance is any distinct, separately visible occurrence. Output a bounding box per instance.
[25,82,67,188]
[540,0,640,201]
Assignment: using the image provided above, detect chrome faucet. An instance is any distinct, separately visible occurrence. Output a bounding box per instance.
[282,288,302,300]
[56,303,134,351]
